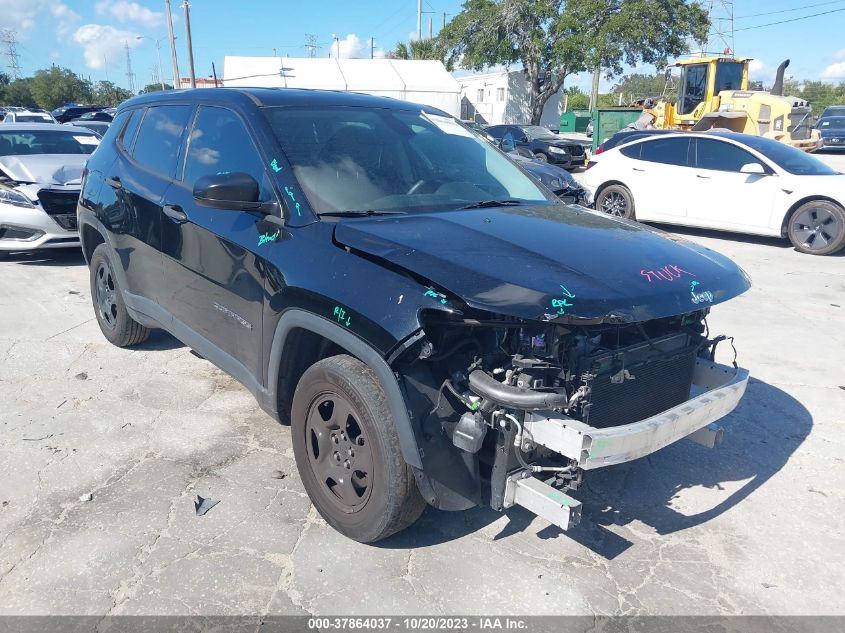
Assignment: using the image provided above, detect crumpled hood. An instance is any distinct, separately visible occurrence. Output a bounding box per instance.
[0,154,86,185]
[334,205,751,323]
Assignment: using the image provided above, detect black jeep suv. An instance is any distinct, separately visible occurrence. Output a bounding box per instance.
[78,89,751,542]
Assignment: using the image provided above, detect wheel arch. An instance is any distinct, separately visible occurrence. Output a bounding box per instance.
[80,221,106,265]
[594,179,630,200]
[265,309,423,469]
[780,195,844,237]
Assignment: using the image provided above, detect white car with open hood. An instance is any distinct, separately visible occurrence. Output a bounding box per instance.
[0,123,100,254]
[584,131,845,256]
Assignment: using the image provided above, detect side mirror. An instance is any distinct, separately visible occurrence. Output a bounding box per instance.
[500,136,515,153]
[739,162,767,175]
[519,136,529,143]
[193,172,261,210]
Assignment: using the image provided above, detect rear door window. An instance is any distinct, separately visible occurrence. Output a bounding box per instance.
[694,138,761,172]
[131,105,192,178]
[638,137,691,166]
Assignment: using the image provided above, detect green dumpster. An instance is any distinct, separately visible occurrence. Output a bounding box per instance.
[591,108,643,152]
[559,109,591,133]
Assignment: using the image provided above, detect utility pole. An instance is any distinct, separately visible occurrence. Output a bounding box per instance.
[332,34,340,58]
[124,41,136,93]
[182,0,196,88]
[370,37,375,59]
[304,34,318,58]
[589,67,601,111]
[428,17,432,39]
[442,12,448,30]
[704,0,735,55]
[417,0,422,40]
[1,29,22,80]
[165,0,180,87]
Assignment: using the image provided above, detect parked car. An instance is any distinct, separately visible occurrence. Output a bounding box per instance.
[2,110,58,124]
[66,120,110,137]
[819,105,845,119]
[594,128,679,155]
[485,124,589,168]
[78,88,751,542]
[50,105,106,124]
[815,116,845,150]
[0,124,100,254]
[585,131,845,255]
[71,110,114,123]
[500,139,589,205]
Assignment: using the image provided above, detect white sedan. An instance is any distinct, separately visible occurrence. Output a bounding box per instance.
[584,131,845,255]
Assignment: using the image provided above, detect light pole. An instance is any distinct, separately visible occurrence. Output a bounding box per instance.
[154,37,166,90]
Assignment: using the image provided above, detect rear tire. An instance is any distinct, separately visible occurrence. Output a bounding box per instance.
[596,184,636,219]
[89,244,150,347]
[787,200,845,255]
[291,354,425,543]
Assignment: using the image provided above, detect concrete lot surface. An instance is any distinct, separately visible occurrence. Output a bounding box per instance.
[1,154,844,616]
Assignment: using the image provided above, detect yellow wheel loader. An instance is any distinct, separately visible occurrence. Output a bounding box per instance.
[646,57,822,152]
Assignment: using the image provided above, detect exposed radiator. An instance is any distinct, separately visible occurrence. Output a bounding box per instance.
[581,334,697,428]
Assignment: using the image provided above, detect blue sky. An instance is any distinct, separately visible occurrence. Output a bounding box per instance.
[2,0,844,91]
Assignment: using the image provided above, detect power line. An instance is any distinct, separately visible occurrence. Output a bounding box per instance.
[735,0,845,19]
[734,7,845,32]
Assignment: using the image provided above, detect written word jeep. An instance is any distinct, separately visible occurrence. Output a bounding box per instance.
[78,88,751,542]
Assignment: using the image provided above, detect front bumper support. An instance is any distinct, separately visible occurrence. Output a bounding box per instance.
[523,358,749,471]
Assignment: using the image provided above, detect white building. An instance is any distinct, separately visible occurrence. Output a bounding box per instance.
[222,57,461,117]
[456,69,565,128]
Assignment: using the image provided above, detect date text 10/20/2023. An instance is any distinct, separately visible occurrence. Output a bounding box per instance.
[307,617,528,630]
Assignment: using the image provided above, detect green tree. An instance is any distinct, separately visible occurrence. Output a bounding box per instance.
[1,78,37,108]
[562,86,589,110]
[139,82,173,95]
[612,72,670,101]
[30,66,93,110]
[92,81,134,106]
[391,39,444,60]
[439,0,709,124]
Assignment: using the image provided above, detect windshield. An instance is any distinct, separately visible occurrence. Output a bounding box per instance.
[521,125,557,140]
[0,129,100,156]
[819,118,845,130]
[737,134,839,175]
[263,106,551,214]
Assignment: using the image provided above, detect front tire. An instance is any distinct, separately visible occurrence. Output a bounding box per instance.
[89,244,150,347]
[787,200,845,255]
[291,354,426,543]
[596,184,636,219]
[533,151,549,163]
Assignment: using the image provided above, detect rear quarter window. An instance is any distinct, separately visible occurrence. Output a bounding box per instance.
[130,105,193,178]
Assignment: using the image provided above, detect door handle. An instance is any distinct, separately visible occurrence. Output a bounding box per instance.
[163,204,188,223]
[105,175,121,188]
[632,167,645,172]
[696,174,710,179]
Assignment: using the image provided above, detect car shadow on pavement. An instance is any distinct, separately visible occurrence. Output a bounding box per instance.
[132,328,185,351]
[379,377,811,560]
[650,223,794,251]
[3,249,87,266]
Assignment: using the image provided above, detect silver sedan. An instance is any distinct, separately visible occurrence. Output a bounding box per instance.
[0,123,100,254]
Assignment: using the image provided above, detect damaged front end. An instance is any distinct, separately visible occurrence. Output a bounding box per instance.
[395,306,748,531]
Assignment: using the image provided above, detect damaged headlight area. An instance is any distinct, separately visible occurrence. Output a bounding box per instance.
[396,308,747,531]
[0,185,36,209]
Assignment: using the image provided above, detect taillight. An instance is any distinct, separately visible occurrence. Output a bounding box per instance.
[595,145,604,154]
[586,161,596,170]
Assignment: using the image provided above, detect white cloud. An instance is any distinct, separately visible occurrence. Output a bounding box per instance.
[821,61,845,80]
[52,3,81,37]
[328,34,383,59]
[95,1,164,28]
[73,24,143,70]
[835,49,845,62]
